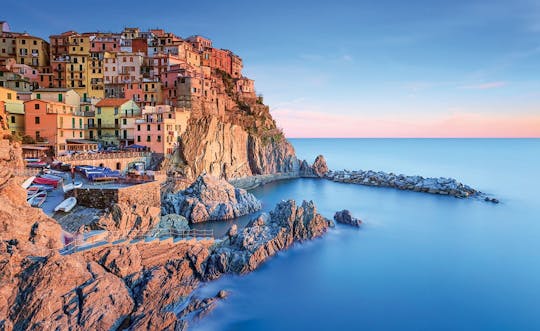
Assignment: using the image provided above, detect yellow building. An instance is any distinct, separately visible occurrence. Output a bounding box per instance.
[32,88,81,109]
[15,34,50,71]
[141,80,163,106]
[66,35,91,98]
[88,55,104,99]
[95,98,140,146]
[0,86,24,136]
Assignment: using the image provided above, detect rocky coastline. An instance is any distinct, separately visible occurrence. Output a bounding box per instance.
[162,173,262,223]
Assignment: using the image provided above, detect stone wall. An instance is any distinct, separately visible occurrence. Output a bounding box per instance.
[57,153,151,172]
[67,181,161,209]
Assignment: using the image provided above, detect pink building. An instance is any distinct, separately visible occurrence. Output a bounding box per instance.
[134,105,190,154]
[89,34,121,53]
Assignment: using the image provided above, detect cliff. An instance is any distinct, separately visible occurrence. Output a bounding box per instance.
[170,72,300,181]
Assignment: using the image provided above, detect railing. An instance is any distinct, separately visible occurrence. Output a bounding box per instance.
[60,228,214,254]
[10,168,41,177]
[57,151,150,161]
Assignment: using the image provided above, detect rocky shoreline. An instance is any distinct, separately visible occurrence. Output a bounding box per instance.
[162,174,262,223]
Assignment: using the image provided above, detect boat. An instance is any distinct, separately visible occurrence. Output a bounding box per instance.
[33,177,59,188]
[26,186,40,200]
[29,191,47,207]
[21,176,36,189]
[44,169,65,176]
[26,161,47,168]
[54,197,77,212]
[41,174,64,182]
[28,184,55,192]
[63,181,83,192]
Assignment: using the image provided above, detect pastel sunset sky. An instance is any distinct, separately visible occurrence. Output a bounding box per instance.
[4,0,540,137]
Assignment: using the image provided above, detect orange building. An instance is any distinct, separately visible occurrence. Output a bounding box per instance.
[24,99,85,154]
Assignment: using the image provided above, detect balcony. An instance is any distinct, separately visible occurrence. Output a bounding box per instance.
[97,124,120,129]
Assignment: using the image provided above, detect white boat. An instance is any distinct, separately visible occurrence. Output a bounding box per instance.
[21,176,36,189]
[54,197,77,213]
[63,181,83,193]
[29,191,47,207]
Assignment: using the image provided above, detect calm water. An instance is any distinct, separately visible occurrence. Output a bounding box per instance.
[191,139,540,331]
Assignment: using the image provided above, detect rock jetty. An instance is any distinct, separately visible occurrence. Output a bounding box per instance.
[334,210,362,227]
[162,173,262,223]
[326,169,479,198]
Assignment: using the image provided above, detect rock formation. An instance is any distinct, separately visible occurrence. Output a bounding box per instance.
[91,203,161,240]
[334,210,362,227]
[162,173,262,223]
[312,155,329,177]
[205,200,333,278]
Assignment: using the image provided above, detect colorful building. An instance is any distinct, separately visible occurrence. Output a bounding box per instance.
[135,105,190,154]
[15,34,50,71]
[24,99,85,154]
[94,98,140,146]
[0,86,24,136]
[32,88,81,109]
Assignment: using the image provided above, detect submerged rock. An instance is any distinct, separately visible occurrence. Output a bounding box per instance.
[162,174,262,223]
[334,210,362,227]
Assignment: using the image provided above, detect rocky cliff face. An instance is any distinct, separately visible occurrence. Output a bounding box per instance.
[170,75,301,181]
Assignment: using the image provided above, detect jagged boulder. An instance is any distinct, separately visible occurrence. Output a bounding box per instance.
[162,174,262,223]
[334,210,362,227]
[312,155,329,177]
[205,200,332,279]
[92,203,161,239]
[148,214,190,237]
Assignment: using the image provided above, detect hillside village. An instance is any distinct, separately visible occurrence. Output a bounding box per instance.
[0,21,260,158]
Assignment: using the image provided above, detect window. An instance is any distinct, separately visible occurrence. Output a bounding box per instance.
[35,117,40,124]
[137,135,141,142]
[10,116,15,123]
[157,124,161,131]
[137,124,140,131]
[146,135,151,142]
[157,135,161,142]
[58,94,62,102]
[34,103,40,110]
[97,107,101,114]
[72,118,75,128]
[147,124,150,131]
[80,131,83,138]
[35,131,40,139]
[123,118,127,125]
[60,130,63,137]
[114,107,118,115]
[7,93,12,100]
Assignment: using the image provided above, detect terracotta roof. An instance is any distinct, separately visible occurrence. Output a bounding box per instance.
[95,98,130,107]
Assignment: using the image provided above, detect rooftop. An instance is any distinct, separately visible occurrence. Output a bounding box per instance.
[95,98,131,107]
[33,88,72,92]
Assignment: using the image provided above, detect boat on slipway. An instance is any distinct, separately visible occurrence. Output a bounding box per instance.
[29,191,47,207]
[54,197,77,213]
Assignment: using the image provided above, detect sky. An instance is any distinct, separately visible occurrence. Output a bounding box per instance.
[3,0,540,137]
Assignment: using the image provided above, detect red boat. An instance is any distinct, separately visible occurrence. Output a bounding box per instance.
[33,177,59,188]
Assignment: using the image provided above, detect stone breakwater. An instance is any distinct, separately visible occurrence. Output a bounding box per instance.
[326,169,480,198]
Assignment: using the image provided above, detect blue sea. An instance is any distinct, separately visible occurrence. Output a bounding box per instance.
[191,139,540,331]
